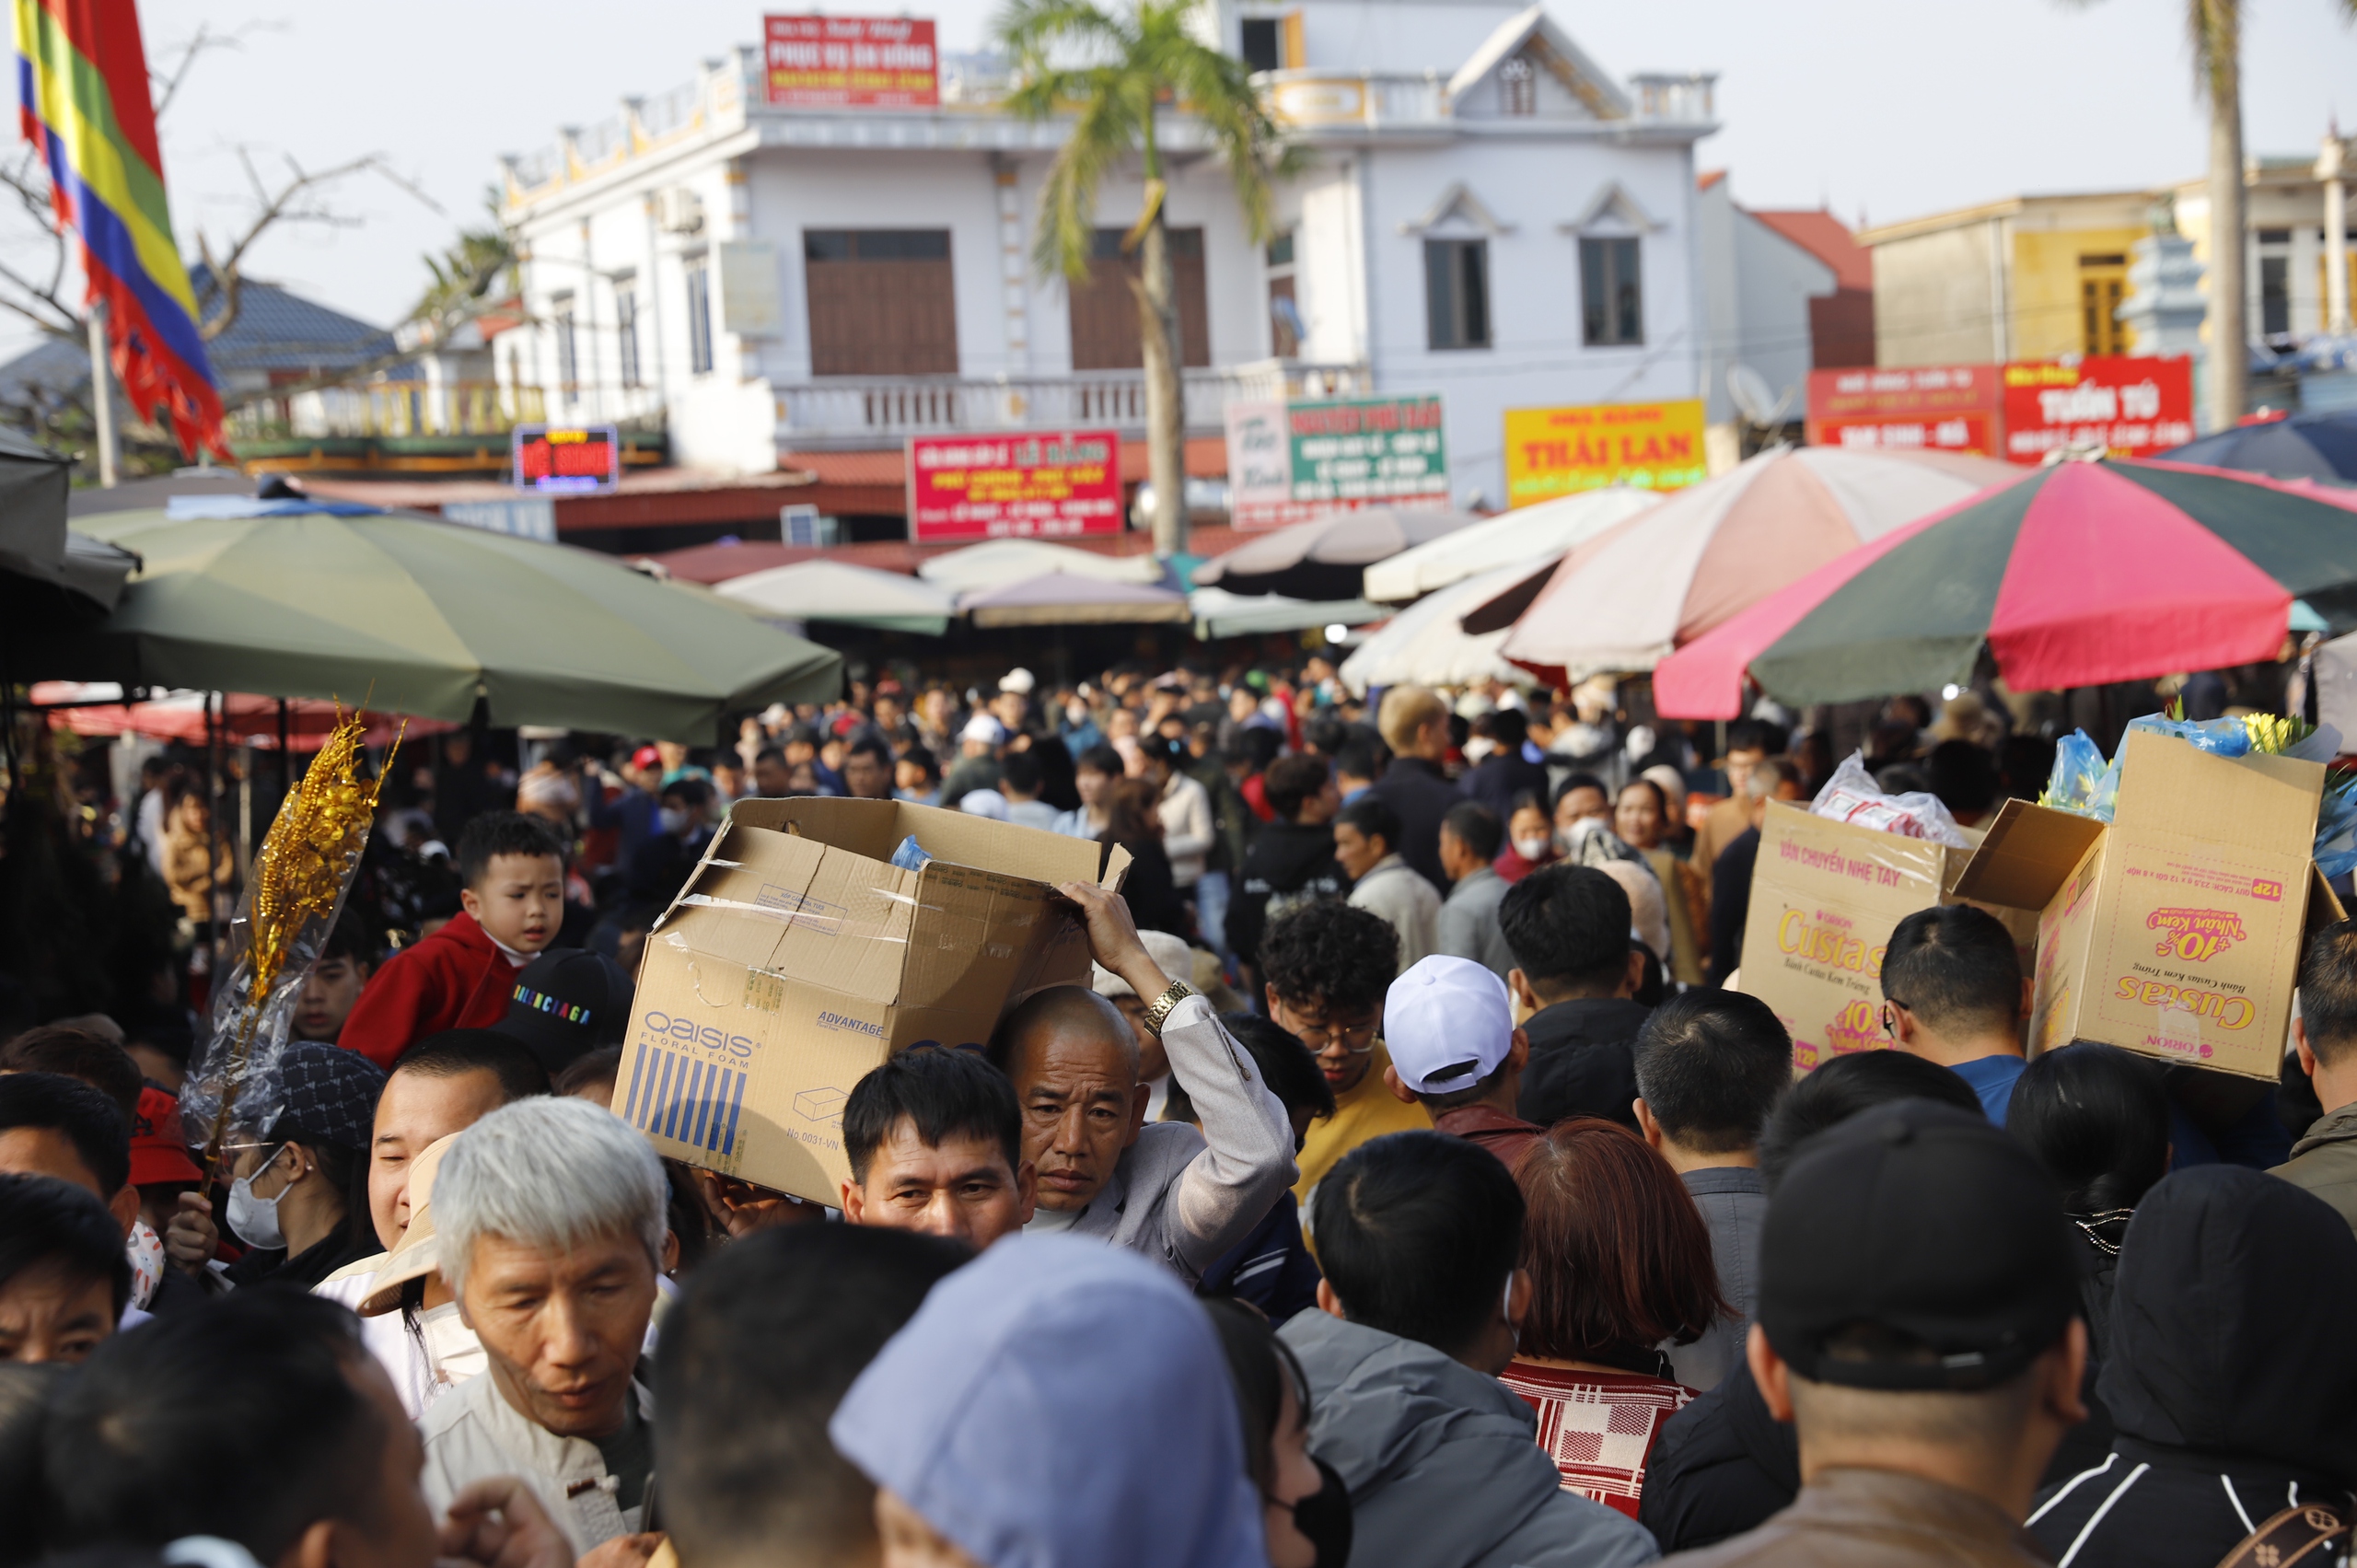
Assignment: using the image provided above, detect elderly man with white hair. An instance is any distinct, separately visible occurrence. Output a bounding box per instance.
[418,1095,674,1556]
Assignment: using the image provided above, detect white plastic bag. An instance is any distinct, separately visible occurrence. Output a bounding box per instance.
[1808,750,1970,848]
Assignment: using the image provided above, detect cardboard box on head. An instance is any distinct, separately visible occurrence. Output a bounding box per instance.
[1735,802,2036,1073]
[620,797,1130,1204]
[1952,728,2342,1081]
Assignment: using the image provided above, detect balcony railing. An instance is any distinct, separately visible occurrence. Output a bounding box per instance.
[1256,70,1451,130]
[226,381,668,441]
[774,362,1368,442]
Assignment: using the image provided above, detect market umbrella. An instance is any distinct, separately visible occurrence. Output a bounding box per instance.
[714,558,955,634]
[0,429,136,626]
[32,683,449,750]
[38,501,843,739]
[1474,446,2015,682]
[1339,558,1546,693]
[1653,458,2357,719]
[1188,586,1385,640]
[958,572,1191,627]
[2156,412,2357,482]
[917,537,1163,592]
[1192,505,1474,599]
[1360,487,1657,602]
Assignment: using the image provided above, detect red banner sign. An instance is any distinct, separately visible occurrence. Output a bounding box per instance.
[762,16,938,109]
[906,430,1121,542]
[2001,356,2196,462]
[1805,366,2000,457]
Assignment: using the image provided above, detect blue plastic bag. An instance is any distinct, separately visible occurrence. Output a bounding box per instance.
[889,833,933,872]
[2041,729,2113,819]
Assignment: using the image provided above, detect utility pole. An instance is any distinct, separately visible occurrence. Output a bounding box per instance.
[87,299,119,487]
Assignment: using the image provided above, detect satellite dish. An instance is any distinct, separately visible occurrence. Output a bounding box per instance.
[1727,365,1794,428]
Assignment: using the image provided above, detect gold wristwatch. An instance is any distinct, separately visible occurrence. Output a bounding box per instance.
[1140,979,1197,1039]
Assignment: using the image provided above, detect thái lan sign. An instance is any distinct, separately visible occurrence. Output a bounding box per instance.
[1504,400,1704,505]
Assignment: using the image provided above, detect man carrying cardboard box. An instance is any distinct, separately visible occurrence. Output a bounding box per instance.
[1879,906,2030,1126]
[983,881,1296,1284]
[2271,920,2357,1236]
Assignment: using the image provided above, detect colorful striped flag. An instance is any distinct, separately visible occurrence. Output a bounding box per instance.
[15,0,226,459]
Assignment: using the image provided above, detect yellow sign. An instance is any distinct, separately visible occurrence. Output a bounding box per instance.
[1504,400,1707,506]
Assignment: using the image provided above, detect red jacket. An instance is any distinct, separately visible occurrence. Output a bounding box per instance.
[341,910,519,1068]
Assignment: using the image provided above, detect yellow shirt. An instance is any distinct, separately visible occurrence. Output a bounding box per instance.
[1292,1038,1434,1205]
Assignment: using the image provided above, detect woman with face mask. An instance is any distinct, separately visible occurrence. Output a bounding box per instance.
[1492,793,1559,885]
[1613,778,1709,987]
[1208,1299,1353,1568]
[214,1041,388,1290]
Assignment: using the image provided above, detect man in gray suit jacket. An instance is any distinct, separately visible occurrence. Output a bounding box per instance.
[986,880,1297,1284]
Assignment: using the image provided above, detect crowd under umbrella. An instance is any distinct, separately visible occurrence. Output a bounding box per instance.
[956,571,1192,627]
[1470,444,2017,686]
[36,497,844,741]
[2157,412,2357,482]
[1359,486,1656,602]
[1192,505,1475,600]
[714,557,958,634]
[1339,558,1544,693]
[1652,458,2357,720]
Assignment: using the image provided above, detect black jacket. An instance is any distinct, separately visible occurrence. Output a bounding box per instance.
[2028,1167,2357,1568]
[1706,824,1759,989]
[1461,750,1550,824]
[1515,996,1650,1130]
[1636,1360,1798,1553]
[1227,820,1345,970]
[1368,757,1462,896]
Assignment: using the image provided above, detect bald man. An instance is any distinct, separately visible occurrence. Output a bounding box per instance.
[987,883,1297,1284]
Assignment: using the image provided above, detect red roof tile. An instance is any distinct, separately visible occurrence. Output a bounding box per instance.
[1749,209,1873,293]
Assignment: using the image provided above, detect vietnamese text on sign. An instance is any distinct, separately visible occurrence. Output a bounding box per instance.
[905,429,1122,542]
[1227,395,1447,529]
[512,424,620,494]
[762,16,938,109]
[1503,400,1704,506]
[2001,356,2194,461]
[1805,366,2001,457]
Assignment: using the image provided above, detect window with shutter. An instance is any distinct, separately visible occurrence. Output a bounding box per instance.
[805,229,959,376]
[1067,227,1211,370]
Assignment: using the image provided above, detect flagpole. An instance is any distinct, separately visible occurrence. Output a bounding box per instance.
[86,300,118,488]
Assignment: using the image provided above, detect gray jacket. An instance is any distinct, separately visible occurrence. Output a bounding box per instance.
[1667,1166,1767,1392]
[1064,994,1297,1283]
[1280,1310,1660,1568]
[2270,1098,2357,1238]
[1437,864,1515,980]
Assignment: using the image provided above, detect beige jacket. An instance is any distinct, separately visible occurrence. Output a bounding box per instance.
[419,1365,651,1556]
[1664,1468,2050,1568]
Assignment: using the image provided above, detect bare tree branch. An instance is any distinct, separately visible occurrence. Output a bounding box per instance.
[149,18,289,121]
[195,151,385,342]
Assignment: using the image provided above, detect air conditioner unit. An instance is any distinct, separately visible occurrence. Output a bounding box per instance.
[656,188,705,235]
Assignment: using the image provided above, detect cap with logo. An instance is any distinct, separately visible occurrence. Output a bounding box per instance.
[129,1085,202,1187]
[493,947,635,1074]
[1382,955,1515,1096]
[1758,1098,2080,1391]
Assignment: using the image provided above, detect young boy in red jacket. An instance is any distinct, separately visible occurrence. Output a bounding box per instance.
[342,812,569,1068]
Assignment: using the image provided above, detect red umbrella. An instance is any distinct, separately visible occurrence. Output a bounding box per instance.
[1654,459,2357,719]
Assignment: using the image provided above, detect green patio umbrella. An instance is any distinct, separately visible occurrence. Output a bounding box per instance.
[36,501,842,740]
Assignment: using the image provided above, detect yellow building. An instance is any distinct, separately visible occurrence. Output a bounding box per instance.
[1859,192,2150,366]
[1861,144,2357,370]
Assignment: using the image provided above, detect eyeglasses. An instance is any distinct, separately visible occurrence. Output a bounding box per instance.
[1281,1012,1378,1055]
[1879,999,1911,1037]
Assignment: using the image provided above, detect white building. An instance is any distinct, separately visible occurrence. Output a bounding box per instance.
[493,0,1717,516]
[1692,172,1839,429]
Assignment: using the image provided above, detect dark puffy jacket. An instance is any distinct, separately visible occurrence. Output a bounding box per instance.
[2027,1167,2357,1568]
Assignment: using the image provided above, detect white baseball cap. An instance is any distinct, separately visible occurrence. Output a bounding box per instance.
[999,668,1037,695]
[960,714,1008,745]
[1383,956,1515,1096]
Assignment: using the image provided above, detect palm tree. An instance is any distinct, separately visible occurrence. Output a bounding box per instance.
[2100,0,2355,430]
[997,0,1295,556]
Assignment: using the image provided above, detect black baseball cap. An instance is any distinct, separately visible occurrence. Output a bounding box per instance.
[494,948,635,1074]
[1758,1098,2080,1392]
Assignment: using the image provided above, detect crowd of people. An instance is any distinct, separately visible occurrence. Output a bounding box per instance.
[0,656,2351,1568]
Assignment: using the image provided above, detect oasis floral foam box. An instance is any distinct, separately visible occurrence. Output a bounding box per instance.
[1952,728,2340,1082]
[621,796,1126,1205]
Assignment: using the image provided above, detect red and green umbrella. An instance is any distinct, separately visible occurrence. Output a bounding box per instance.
[1654,459,2357,719]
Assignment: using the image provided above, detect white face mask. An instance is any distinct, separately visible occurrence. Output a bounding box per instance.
[1462,737,1496,764]
[419,1299,489,1388]
[1513,835,1552,862]
[657,807,691,836]
[226,1148,288,1250]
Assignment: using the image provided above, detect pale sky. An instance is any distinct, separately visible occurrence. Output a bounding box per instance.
[15,0,2357,354]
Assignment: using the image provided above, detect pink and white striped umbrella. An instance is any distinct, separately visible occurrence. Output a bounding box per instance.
[1484,446,2016,686]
